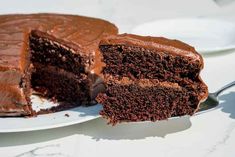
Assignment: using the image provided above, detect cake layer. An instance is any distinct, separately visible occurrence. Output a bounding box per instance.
[100,45,201,80]
[31,63,90,105]
[100,34,203,81]
[30,30,90,75]
[96,76,200,124]
[100,34,202,61]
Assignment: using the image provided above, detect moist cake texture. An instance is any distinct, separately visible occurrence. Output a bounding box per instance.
[97,34,208,124]
[0,13,118,116]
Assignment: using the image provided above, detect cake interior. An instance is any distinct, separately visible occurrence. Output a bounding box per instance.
[30,31,88,75]
[28,30,91,111]
[31,63,89,104]
[100,45,202,80]
[96,76,200,124]
[97,43,207,124]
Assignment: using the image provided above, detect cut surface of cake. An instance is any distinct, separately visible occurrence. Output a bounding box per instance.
[96,34,208,124]
[0,13,118,116]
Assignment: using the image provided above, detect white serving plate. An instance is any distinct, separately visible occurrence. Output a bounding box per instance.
[0,96,102,133]
[1,17,235,133]
[0,91,221,133]
[131,18,235,53]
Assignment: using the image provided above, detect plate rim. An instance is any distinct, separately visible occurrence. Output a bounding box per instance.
[0,105,102,133]
[131,17,235,53]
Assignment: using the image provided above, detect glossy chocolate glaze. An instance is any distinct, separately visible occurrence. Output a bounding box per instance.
[0,13,118,115]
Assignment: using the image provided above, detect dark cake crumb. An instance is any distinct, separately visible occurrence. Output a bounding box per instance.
[30,31,89,75]
[100,45,201,81]
[31,63,90,105]
[97,34,208,124]
[96,78,199,125]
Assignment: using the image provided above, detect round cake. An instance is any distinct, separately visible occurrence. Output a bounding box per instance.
[0,13,118,116]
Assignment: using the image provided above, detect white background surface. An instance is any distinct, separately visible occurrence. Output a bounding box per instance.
[132,18,235,53]
[1,0,235,157]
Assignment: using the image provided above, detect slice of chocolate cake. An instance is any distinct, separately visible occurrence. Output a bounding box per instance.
[0,13,118,116]
[96,34,208,124]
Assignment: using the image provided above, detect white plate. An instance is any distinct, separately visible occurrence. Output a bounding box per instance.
[0,93,219,133]
[131,18,235,53]
[0,96,102,133]
[0,18,234,133]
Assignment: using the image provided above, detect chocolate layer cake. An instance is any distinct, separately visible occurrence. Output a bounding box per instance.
[96,34,208,124]
[0,13,118,116]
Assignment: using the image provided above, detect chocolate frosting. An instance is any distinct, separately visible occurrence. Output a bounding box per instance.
[0,13,118,115]
[99,33,208,108]
[100,33,203,65]
[0,13,118,70]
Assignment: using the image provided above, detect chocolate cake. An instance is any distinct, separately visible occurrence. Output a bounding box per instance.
[96,34,208,124]
[0,13,118,116]
[0,14,208,123]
